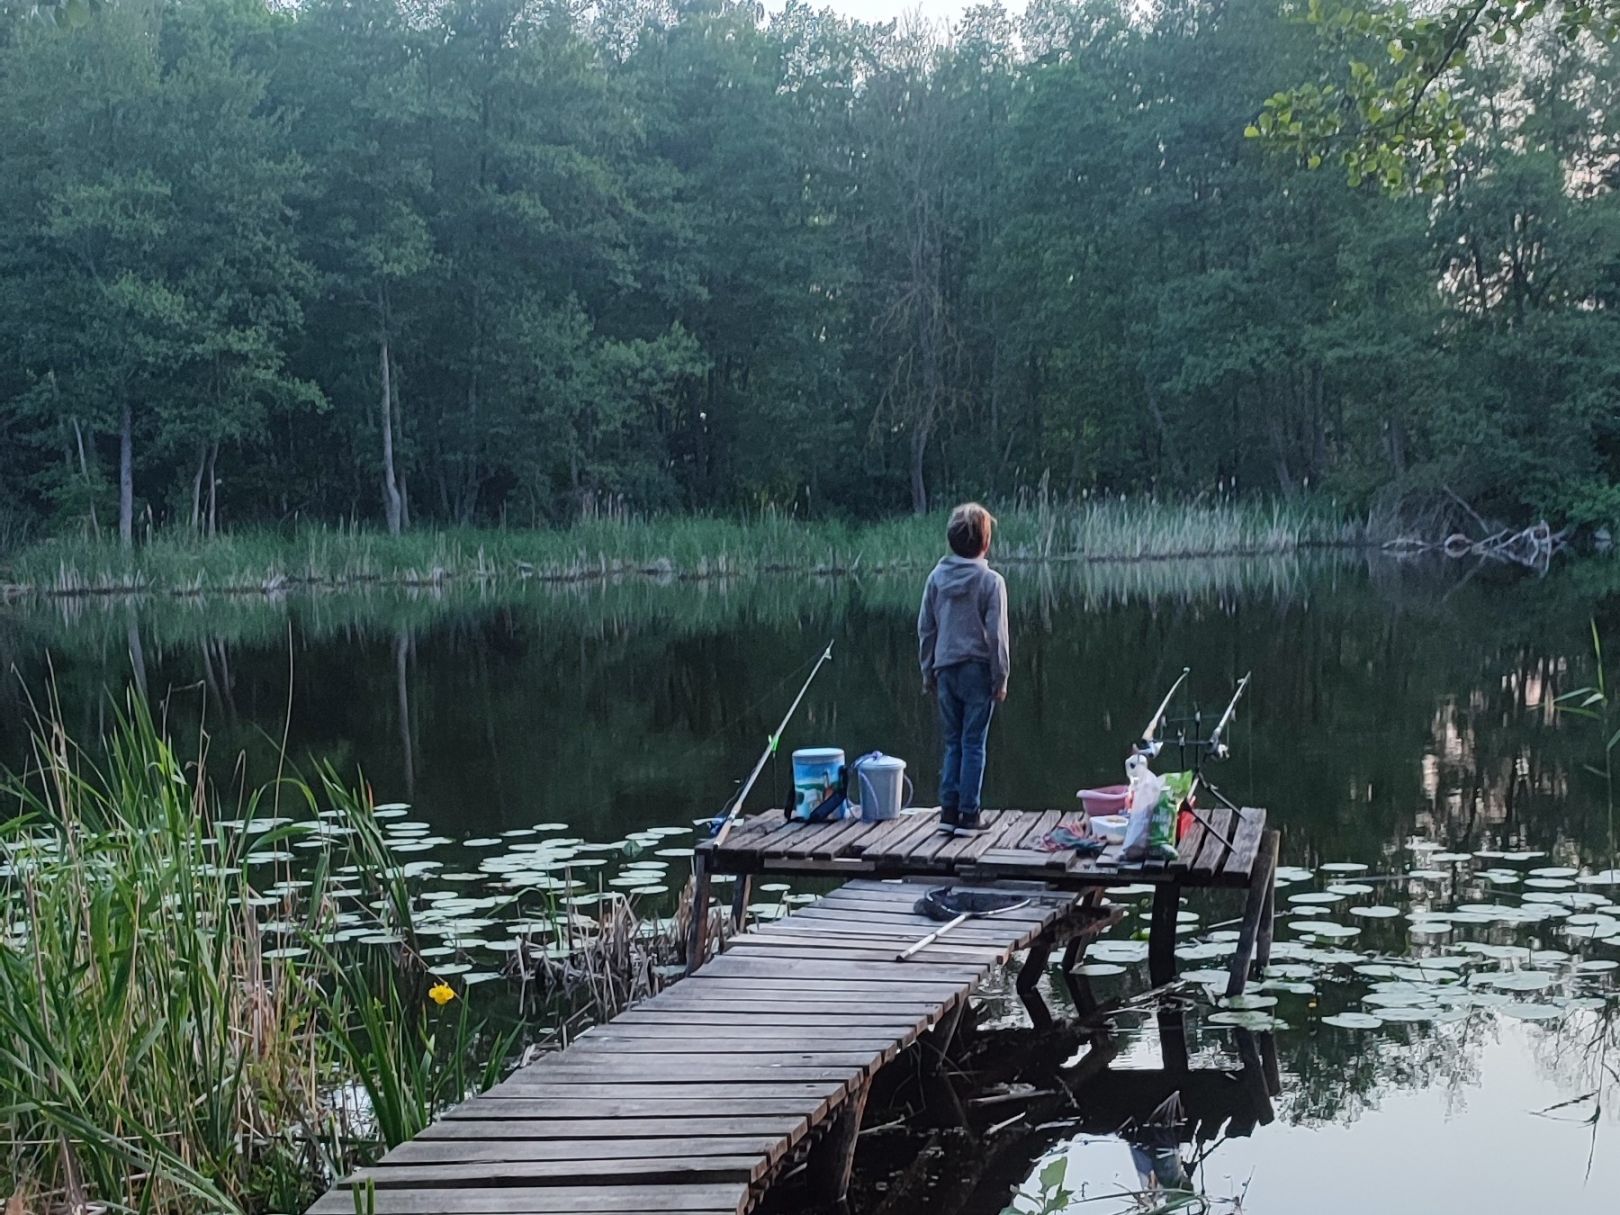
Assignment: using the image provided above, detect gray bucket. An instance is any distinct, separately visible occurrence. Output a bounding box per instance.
[854,754,911,822]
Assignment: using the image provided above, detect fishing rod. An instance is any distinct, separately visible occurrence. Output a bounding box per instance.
[1206,672,1251,760]
[1135,666,1190,758]
[710,639,835,847]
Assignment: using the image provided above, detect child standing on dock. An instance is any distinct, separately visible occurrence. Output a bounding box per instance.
[917,502,1009,836]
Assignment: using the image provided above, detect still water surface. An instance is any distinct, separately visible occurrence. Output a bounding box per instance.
[2,554,1618,1213]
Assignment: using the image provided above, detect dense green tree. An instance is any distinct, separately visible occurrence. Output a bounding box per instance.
[0,0,1615,540]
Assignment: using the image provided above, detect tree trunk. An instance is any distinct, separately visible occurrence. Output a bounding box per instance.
[72,417,99,539]
[910,425,929,516]
[380,333,403,536]
[118,399,133,549]
[206,441,219,537]
[191,442,207,533]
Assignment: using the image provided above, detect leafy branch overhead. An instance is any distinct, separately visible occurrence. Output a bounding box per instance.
[1252,0,1620,189]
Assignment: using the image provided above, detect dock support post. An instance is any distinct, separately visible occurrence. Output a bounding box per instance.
[808,1080,868,1206]
[1017,937,1053,996]
[1256,830,1277,972]
[1148,882,1181,987]
[729,873,753,932]
[685,852,712,976]
[1224,829,1279,997]
[922,1000,966,1076]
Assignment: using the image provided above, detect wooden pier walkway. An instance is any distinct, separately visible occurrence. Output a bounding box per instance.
[311,877,1101,1215]
[310,806,1276,1215]
[693,806,1277,994]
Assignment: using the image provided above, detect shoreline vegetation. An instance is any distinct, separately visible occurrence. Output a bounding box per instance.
[0,499,1373,599]
[0,701,681,1215]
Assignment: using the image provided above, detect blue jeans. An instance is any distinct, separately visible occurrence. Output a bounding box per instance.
[936,660,995,814]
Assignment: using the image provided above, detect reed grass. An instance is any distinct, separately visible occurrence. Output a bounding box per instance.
[0,497,1372,599]
[0,697,516,1215]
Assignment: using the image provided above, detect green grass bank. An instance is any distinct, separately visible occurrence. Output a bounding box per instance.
[0,498,1371,598]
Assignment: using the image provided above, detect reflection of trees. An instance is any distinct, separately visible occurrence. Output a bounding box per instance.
[1267,1015,1490,1129]
[2,556,1619,859]
[1527,1006,1620,1144]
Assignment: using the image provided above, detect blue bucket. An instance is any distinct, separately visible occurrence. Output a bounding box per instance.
[791,748,846,821]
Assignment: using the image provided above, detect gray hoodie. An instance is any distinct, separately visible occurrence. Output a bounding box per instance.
[917,556,1010,693]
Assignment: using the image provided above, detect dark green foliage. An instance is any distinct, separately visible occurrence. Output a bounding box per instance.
[0,0,1616,536]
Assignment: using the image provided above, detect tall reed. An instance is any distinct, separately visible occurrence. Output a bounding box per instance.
[0,698,513,1215]
[1,497,1372,598]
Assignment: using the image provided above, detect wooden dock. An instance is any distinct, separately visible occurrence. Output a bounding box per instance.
[310,877,1101,1215]
[692,806,1277,994]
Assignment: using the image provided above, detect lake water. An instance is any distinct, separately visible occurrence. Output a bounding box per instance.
[2,553,1617,1213]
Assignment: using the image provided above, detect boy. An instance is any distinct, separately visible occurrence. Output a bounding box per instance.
[917,502,1009,836]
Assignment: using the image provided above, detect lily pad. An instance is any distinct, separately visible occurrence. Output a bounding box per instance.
[1322,1012,1383,1029]
[1295,922,1361,939]
[1206,1010,1286,1029]
[1349,905,1400,918]
[1499,1002,1565,1021]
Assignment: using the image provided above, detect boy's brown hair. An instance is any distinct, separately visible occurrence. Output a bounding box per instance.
[947,502,996,558]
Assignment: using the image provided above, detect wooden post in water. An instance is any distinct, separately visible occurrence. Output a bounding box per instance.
[728,873,753,932]
[807,1079,869,1205]
[1225,829,1279,997]
[685,852,712,975]
[1148,882,1181,986]
[1255,829,1278,972]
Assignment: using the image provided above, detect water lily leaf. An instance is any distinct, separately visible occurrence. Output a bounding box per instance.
[1219,993,1279,1010]
[1499,1002,1565,1021]
[1322,1012,1383,1029]
[1206,1010,1286,1029]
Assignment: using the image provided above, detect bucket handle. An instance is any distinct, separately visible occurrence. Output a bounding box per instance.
[856,764,914,813]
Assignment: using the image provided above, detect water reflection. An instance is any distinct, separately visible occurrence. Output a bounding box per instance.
[3,553,1620,1214]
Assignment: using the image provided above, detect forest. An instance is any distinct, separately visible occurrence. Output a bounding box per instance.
[0,0,1617,546]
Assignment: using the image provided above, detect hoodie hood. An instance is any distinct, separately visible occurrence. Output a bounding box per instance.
[932,555,988,597]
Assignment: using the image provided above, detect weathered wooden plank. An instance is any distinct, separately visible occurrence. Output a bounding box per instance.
[382,1137,786,1166]
[632,991,947,1013]
[348,1156,768,1188]
[680,974,968,998]
[308,1183,748,1214]
[429,1112,810,1135]
[582,1020,920,1040]
[844,813,934,859]
[732,927,1008,956]
[945,808,1035,862]
[1221,808,1267,879]
[567,1034,904,1057]
[1010,809,1065,851]
[762,817,860,859]
[754,917,1029,946]
[816,891,1050,926]
[724,938,1003,966]
[857,812,949,864]
[501,1060,863,1083]
[1191,806,1235,877]
[485,1074,848,1099]
[696,955,985,984]
[1172,811,1207,871]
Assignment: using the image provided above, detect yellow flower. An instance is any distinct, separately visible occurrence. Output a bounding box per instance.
[428,981,456,1006]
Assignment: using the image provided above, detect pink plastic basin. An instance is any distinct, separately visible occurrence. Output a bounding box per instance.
[1077,784,1130,815]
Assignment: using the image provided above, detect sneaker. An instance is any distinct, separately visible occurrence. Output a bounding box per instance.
[937,807,961,833]
[953,812,986,838]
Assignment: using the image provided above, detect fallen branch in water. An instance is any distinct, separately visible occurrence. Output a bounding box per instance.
[1384,519,1569,569]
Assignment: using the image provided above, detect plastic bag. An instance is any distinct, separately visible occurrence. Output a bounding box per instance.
[1122,754,1165,860]
[1124,756,1188,862]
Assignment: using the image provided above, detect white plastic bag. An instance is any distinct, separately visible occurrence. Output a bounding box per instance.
[1122,753,1165,861]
